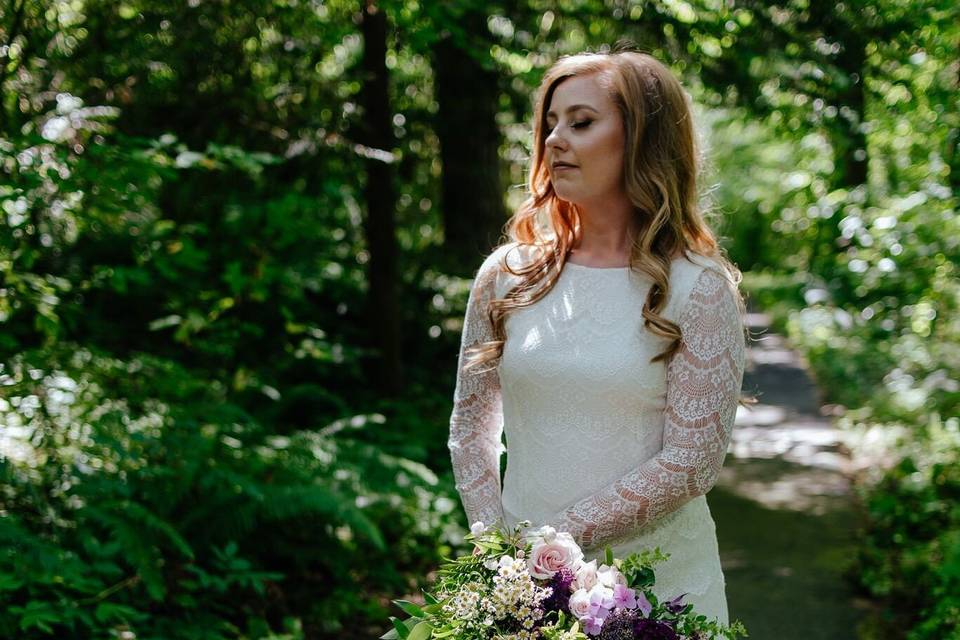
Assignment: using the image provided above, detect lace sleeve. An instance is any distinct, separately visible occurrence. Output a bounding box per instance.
[447,254,507,530]
[547,267,747,552]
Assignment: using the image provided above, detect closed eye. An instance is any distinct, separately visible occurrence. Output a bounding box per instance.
[545,120,592,135]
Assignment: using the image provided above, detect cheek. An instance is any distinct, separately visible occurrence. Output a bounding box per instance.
[582,138,623,185]
[583,129,623,174]
[603,133,625,174]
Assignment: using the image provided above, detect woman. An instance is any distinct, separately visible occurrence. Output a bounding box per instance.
[447,47,750,625]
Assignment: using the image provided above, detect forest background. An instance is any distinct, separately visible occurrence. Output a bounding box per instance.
[1,0,957,638]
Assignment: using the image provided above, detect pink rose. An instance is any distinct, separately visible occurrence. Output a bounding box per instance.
[527,537,584,579]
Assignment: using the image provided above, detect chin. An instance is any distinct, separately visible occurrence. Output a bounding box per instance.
[552,187,581,204]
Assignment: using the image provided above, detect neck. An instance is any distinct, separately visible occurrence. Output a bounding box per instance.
[571,195,638,259]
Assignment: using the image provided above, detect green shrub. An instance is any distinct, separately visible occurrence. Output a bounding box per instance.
[0,345,457,638]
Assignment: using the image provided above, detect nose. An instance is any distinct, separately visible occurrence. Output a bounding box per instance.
[545,124,567,152]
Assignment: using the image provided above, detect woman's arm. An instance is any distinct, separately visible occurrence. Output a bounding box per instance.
[447,253,507,530]
[547,267,747,552]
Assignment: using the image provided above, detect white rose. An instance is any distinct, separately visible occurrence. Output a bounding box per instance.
[571,559,598,591]
[596,564,627,588]
[568,588,592,618]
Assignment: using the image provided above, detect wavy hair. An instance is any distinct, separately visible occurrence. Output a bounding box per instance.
[464,45,750,384]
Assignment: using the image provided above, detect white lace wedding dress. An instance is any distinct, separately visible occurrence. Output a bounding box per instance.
[448,241,747,625]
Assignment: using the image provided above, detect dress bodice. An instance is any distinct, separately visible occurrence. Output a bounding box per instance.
[495,252,720,525]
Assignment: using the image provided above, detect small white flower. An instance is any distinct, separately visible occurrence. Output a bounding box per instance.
[470,521,487,535]
[538,525,557,543]
[484,557,500,571]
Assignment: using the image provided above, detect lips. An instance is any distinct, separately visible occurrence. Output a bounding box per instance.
[553,162,577,169]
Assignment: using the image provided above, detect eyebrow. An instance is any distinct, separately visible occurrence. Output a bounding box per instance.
[545,104,599,120]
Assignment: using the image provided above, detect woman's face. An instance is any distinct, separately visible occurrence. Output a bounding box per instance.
[544,73,625,205]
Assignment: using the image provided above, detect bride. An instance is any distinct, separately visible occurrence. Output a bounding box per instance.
[447,47,749,625]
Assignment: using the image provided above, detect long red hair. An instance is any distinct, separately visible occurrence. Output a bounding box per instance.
[465,45,747,374]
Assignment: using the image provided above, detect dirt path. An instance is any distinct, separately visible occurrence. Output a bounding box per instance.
[709,309,873,638]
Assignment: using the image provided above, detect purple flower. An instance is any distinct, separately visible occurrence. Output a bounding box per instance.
[588,588,615,619]
[581,615,605,636]
[598,609,638,640]
[665,593,689,615]
[633,618,679,640]
[612,584,637,609]
[634,590,653,617]
[544,567,574,613]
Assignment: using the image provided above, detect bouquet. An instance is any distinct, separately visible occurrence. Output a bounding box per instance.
[382,520,748,640]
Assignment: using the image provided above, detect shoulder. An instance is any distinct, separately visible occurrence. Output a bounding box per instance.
[475,241,540,291]
[474,242,513,286]
[477,241,516,274]
[471,242,516,299]
[665,250,742,322]
[669,250,732,284]
[487,241,544,271]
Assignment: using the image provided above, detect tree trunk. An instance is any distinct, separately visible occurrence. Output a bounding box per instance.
[946,38,960,197]
[358,0,403,394]
[831,42,869,188]
[432,8,507,275]
[807,0,870,281]
[811,44,868,281]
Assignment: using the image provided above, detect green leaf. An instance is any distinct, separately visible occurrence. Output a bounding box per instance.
[383,615,419,640]
[94,602,141,623]
[407,620,433,640]
[17,601,60,634]
[380,617,404,640]
[392,599,425,618]
[93,501,195,560]
[0,573,24,592]
[258,484,387,551]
